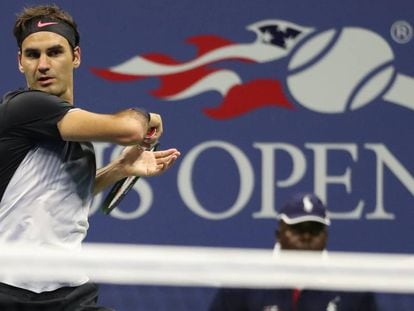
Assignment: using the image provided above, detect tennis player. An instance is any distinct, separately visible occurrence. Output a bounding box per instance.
[0,4,180,310]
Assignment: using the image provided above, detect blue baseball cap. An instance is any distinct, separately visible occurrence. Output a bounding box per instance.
[278,193,330,225]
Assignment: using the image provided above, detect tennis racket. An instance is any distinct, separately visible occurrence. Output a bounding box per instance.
[101,129,159,215]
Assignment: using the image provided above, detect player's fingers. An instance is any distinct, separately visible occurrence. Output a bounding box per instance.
[164,155,178,168]
[154,149,181,159]
[156,153,178,172]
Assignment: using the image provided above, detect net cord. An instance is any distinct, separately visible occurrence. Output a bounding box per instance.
[1,243,413,293]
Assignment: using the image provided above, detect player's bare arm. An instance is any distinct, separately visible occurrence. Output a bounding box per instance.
[57,107,179,194]
[57,108,150,145]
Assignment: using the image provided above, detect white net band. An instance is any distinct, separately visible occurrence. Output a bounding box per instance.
[2,242,414,293]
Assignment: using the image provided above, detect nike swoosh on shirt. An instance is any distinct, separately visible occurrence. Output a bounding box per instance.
[37,21,58,28]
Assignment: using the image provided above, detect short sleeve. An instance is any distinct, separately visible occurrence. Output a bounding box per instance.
[4,90,73,141]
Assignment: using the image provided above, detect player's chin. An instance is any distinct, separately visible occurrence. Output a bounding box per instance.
[33,83,63,96]
[31,84,53,94]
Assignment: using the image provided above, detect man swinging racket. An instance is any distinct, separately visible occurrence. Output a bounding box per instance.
[0,4,180,310]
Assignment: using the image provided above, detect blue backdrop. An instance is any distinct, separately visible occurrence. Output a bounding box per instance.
[1,0,413,310]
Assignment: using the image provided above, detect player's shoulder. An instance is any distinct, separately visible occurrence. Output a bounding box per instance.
[1,89,73,117]
[2,89,66,106]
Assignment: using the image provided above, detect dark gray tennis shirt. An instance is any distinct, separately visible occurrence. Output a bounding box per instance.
[0,89,96,292]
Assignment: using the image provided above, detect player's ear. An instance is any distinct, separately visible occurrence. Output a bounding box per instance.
[73,46,81,68]
[17,51,24,73]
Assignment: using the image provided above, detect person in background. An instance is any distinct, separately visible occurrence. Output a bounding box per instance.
[0,4,180,310]
[209,192,377,311]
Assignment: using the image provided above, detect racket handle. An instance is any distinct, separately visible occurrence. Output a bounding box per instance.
[101,176,139,215]
[100,143,160,215]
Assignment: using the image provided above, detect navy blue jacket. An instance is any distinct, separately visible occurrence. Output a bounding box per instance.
[209,288,377,311]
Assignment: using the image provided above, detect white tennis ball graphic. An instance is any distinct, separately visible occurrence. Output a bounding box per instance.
[287,27,395,113]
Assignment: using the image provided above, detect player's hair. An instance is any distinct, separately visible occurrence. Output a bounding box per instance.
[13,4,80,49]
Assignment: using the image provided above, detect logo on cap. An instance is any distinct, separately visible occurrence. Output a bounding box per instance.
[278,193,330,225]
[303,195,314,213]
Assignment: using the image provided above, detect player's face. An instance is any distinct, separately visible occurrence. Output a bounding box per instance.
[277,221,327,251]
[18,31,81,104]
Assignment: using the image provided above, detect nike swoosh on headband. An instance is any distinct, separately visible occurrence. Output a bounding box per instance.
[37,21,59,28]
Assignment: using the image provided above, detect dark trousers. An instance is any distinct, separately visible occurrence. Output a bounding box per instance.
[0,282,113,311]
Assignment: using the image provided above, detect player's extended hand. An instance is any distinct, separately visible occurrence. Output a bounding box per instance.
[119,145,180,177]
